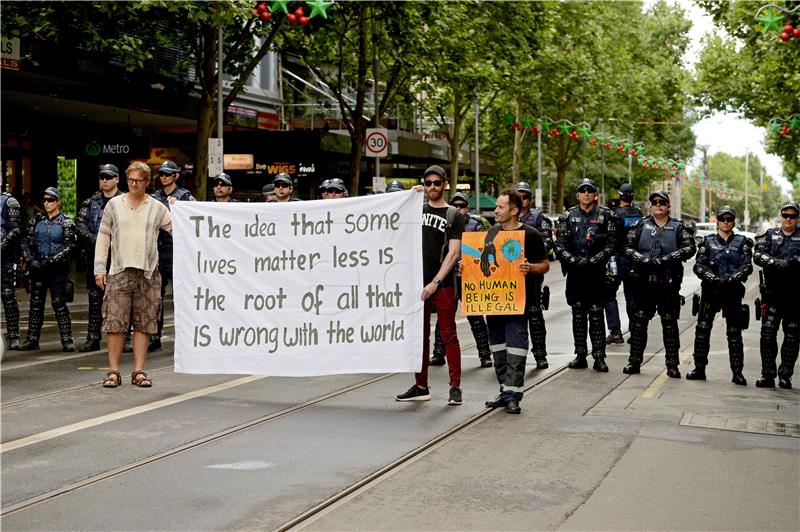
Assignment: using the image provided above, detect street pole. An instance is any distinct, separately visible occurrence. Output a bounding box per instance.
[744,151,750,230]
[600,119,606,201]
[536,118,543,210]
[700,146,708,222]
[372,10,380,187]
[474,99,480,213]
[217,27,224,139]
[627,140,632,185]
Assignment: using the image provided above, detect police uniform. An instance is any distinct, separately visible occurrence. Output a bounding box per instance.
[517,182,553,369]
[689,206,752,384]
[75,165,123,352]
[623,191,695,376]
[21,188,77,351]
[432,192,492,368]
[149,162,196,351]
[605,184,643,343]
[1,190,22,349]
[753,201,800,389]
[554,179,617,371]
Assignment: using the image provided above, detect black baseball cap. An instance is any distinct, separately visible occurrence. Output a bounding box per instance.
[516,182,533,194]
[717,205,736,218]
[213,173,232,186]
[424,165,446,180]
[158,161,180,175]
[780,201,799,213]
[43,186,61,200]
[619,183,634,198]
[99,164,119,178]
[262,184,275,195]
[576,178,597,192]
[274,173,293,186]
[649,191,670,203]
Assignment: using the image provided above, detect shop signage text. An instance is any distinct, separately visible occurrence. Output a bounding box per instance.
[1,37,20,71]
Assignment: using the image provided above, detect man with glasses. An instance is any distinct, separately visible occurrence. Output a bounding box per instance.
[273,173,300,202]
[95,162,171,388]
[517,181,553,370]
[1,176,23,350]
[395,165,465,405]
[211,173,238,203]
[753,201,800,389]
[431,192,492,368]
[75,164,123,352]
[623,191,695,377]
[555,178,617,372]
[20,187,76,351]
[688,206,753,385]
[605,183,643,345]
[148,161,195,352]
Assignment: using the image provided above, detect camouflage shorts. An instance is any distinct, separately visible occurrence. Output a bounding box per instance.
[102,268,161,333]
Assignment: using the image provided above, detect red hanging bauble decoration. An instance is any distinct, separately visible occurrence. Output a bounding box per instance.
[287,13,297,23]
[260,10,271,21]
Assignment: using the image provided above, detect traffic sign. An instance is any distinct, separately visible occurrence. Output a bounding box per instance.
[208,138,224,176]
[365,128,389,158]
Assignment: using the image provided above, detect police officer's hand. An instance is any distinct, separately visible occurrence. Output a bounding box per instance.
[95,274,106,290]
[480,243,498,277]
[588,254,605,267]
[650,257,664,267]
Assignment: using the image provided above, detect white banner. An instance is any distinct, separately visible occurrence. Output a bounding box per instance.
[172,190,425,376]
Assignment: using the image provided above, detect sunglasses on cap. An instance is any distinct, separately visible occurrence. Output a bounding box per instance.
[424,179,443,187]
[452,202,468,209]
[782,212,799,219]
[43,197,58,203]
[718,216,735,223]
[577,187,595,194]
[651,199,669,206]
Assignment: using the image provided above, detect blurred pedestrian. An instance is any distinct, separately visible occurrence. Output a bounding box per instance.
[21,187,76,351]
[482,189,549,414]
[149,161,195,352]
[623,191,695,377]
[753,201,800,389]
[395,165,464,405]
[554,178,617,372]
[605,183,643,345]
[689,206,753,385]
[262,184,277,202]
[75,164,123,352]
[517,181,553,369]
[94,162,171,388]
[211,173,238,203]
[1,177,22,350]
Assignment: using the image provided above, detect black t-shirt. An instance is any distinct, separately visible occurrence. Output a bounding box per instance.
[422,204,465,287]
[492,224,547,308]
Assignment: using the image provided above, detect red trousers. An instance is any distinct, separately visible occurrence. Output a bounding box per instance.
[417,287,461,388]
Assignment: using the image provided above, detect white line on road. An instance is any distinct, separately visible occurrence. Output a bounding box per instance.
[0,375,265,454]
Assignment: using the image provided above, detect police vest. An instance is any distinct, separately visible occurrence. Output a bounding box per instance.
[704,234,746,279]
[636,217,680,258]
[152,187,192,209]
[34,213,68,259]
[766,228,800,261]
[615,205,643,230]
[88,193,106,236]
[566,205,610,257]
[1,192,12,239]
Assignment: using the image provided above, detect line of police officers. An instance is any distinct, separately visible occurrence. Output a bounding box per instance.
[2,170,798,388]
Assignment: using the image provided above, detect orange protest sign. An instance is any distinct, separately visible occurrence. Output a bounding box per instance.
[460,231,526,316]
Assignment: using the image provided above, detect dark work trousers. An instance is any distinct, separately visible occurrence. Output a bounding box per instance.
[627,281,682,368]
[1,260,20,339]
[605,277,635,331]
[693,288,745,372]
[759,301,799,380]
[84,259,104,342]
[154,260,172,340]
[566,268,608,358]
[487,314,528,402]
[26,266,72,343]
[417,287,461,389]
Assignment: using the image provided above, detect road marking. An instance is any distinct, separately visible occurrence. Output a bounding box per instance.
[641,348,692,399]
[0,375,265,454]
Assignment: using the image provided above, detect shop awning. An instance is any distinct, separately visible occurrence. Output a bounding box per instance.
[468,193,496,210]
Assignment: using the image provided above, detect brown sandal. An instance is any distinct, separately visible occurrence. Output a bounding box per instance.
[131,370,152,388]
[103,371,122,388]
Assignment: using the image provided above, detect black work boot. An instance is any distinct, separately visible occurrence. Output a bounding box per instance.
[686,367,706,380]
[429,355,446,366]
[593,357,609,372]
[479,355,493,368]
[605,329,624,345]
[778,377,792,389]
[568,355,588,369]
[666,366,681,379]
[148,335,162,353]
[755,377,775,388]
[623,363,640,374]
[731,372,747,386]
[61,339,75,352]
[535,358,549,370]
[20,338,40,351]
[7,337,21,350]
[79,339,101,352]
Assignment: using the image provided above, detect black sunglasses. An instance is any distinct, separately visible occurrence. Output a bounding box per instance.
[718,217,735,223]
[43,197,58,203]
[213,181,229,187]
[424,179,443,187]
[452,203,468,208]
[326,188,343,194]
[274,183,291,189]
[651,199,669,206]
[782,212,799,219]
[99,175,117,181]
[577,187,595,194]
[520,194,531,201]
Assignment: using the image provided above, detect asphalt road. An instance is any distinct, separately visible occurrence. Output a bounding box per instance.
[1,264,798,531]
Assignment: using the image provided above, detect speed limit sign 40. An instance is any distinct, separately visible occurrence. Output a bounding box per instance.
[365,128,389,158]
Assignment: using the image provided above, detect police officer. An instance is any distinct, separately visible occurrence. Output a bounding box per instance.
[623,191,695,376]
[273,173,300,202]
[1,179,22,350]
[386,180,405,193]
[318,179,332,199]
[325,178,347,199]
[149,161,195,352]
[20,187,76,351]
[605,183,643,344]
[753,201,800,389]
[75,164,123,352]
[262,183,277,202]
[689,206,753,385]
[431,192,493,368]
[517,181,553,369]
[555,178,617,372]
[211,173,238,202]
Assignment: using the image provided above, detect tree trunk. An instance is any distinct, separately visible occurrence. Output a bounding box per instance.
[448,92,462,198]
[350,127,365,193]
[347,6,369,196]
[512,98,523,183]
[194,92,216,201]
